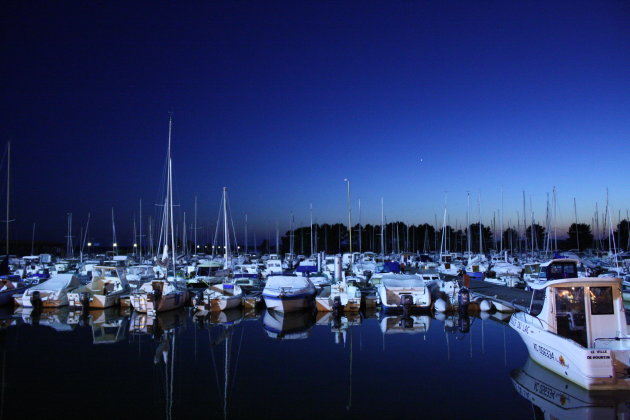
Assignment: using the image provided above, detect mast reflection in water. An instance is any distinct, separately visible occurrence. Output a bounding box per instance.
[0,306,626,419]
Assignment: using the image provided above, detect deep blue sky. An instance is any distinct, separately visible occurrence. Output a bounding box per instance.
[1,1,629,246]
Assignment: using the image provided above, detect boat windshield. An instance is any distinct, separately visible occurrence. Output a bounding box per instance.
[529,288,546,316]
[545,262,577,280]
[589,286,614,315]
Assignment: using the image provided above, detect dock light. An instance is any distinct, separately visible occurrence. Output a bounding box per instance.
[87,242,92,247]
[133,243,137,248]
[197,245,200,249]
[113,243,117,247]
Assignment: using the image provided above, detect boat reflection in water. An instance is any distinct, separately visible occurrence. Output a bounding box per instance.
[89,308,129,344]
[14,306,76,332]
[380,314,431,334]
[129,308,186,337]
[512,357,630,419]
[262,309,316,340]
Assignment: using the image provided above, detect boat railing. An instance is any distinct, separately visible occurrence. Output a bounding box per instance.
[514,311,550,330]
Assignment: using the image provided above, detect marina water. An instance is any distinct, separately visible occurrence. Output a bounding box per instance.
[0,307,545,419]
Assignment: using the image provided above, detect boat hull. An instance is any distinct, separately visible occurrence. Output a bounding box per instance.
[510,313,630,391]
[263,293,314,312]
[14,293,68,308]
[68,292,123,309]
[130,290,188,316]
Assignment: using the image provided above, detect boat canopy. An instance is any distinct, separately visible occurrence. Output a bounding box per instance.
[30,274,80,291]
[265,275,312,289]
[382,274,428,288]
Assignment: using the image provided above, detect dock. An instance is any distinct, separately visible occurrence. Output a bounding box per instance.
[468,278,531,312]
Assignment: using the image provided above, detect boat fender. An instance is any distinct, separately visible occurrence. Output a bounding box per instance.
[434,298,448,313]
[479,299,493,312]
[30,290,42,308]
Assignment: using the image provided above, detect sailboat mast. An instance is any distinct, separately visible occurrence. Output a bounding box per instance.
[5,142,9,256]
[168,115,176,276]
[380,197,385,256]
[194,195,198,253]
[223,187,229,268]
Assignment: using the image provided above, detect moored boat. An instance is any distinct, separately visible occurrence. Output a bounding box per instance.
[509,259,630,390]
[262,275,315,312]
[67,266,129,308]
[14,273,81,307]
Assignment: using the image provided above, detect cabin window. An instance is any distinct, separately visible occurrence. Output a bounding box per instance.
[554,287,587,347]
[548,263,577,280]
[529,288,546,316]
[589,287,614,315]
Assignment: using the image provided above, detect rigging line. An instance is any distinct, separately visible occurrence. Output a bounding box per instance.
[227,194,239,251]
[212,194,223,249]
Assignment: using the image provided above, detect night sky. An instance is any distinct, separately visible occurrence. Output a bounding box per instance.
[1,1,629,246]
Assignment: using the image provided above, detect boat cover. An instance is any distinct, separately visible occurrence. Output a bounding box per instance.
[265,276,312,289]
[29,274,80,291]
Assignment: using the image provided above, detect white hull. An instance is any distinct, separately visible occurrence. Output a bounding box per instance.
[14,294,69,308]
[510,313,630,391]
[263,295,314,312]
[68,292,123,309]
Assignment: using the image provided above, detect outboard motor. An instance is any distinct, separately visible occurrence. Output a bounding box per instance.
[195,290,204,306]
[363,270,372,281]
[152,289,163,303]
[79,292,91,308]
[458,287,470,313]
[400,294,414,317]
[332,296,343,316]
[30,290,43,308]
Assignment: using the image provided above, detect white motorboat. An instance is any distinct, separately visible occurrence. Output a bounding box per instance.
[67,266,129,308]
[194,282,243,312]
[377,274,435,312]
[262,275,315,312]
[509,259,630,390]
[130,279,189,316]
[14,273,81,307]
[315,278,361,312]
[262,259,283,278]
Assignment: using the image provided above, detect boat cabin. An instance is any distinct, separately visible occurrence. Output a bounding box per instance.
[527,274,625,348]
[91,266,128,293]
[537,258,578,282]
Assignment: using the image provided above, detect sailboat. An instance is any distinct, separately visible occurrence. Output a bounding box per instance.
[130,116,189,315]
[0,142,34,306]
[194,187,243,313]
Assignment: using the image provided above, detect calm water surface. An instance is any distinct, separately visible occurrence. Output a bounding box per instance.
[0,306,626,419]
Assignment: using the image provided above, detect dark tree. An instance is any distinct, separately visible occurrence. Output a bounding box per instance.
[466,223,493,253]
[502,228,519,252]
[566,223,594,250]
[614,219,630,251]
[525,224,546,251]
